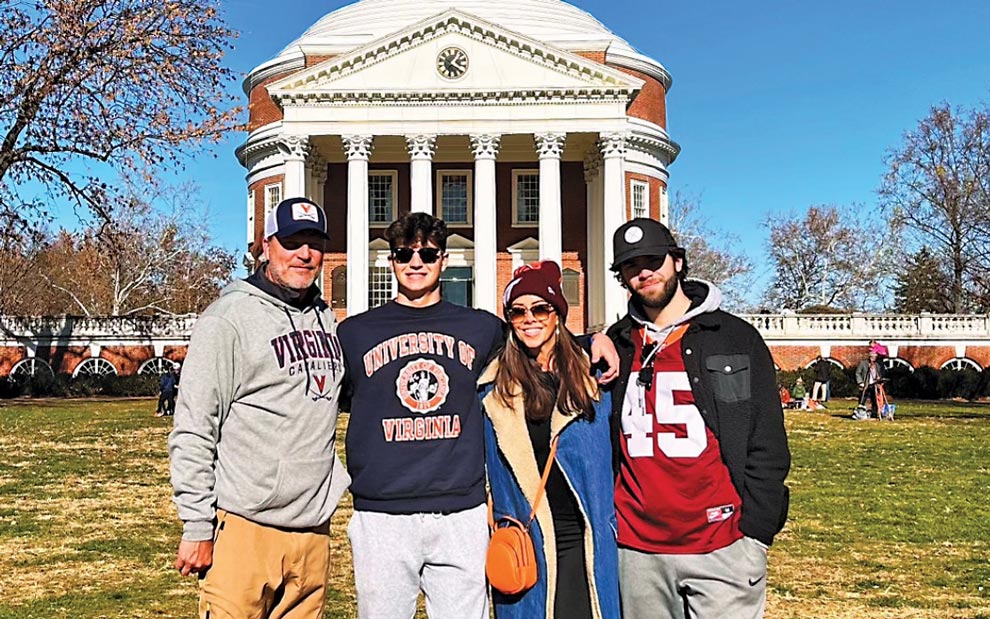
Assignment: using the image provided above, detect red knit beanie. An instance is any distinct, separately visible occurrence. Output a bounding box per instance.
[502,260,567,320]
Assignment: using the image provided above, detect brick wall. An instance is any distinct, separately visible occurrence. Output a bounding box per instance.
[766,344,990,371]
[768,346,821,371]
[574,50,607,64]
[248,175,285,255]
[305,54,336,67]
[614,66,666,129]
[626,172,665,220]
[893,346,961,370]
[324,253,349,323]
[247,74,291,132]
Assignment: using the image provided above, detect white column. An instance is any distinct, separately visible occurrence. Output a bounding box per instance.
[584,150,604,329]
[406,134,437,214]
[280,135,309,198]
[470,134,501,313]
[343,135,374,317]
[306,152,328,205]
[535,133,565,264]
[600,133,628,326]
[307,152,329,290]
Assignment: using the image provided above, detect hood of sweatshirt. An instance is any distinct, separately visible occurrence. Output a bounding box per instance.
[628,278,723,339]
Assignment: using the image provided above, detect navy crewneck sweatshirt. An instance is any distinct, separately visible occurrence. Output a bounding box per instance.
[337,300,505,513]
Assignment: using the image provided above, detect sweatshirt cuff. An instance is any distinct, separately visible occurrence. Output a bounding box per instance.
[182,520,215,542]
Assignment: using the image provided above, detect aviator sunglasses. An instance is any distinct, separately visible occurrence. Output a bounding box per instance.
[391,247,444,264]
[506,303,556,324]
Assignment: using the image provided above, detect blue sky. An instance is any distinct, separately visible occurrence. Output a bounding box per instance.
[189,0,990,286]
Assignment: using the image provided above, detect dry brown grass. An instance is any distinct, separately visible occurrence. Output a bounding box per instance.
[1,398,988,618]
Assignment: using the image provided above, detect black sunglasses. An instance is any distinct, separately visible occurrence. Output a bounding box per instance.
[391,247,444,264]
[637,341,659,390]
[506,303,556,324]
[619,254,669,277]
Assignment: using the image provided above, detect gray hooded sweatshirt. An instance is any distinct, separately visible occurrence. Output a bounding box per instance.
[169,279,350,541]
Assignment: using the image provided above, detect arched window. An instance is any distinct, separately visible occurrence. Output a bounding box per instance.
[562,269,581,307]
[331,266,347,310]
[73,358,118,378]
[940,358,982,372]
[139,357,176,375]
[803,357,844,369]
[884,357,914,373]
[11,358,54,380]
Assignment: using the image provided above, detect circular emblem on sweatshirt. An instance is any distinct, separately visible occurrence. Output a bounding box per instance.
[396,359,450,414]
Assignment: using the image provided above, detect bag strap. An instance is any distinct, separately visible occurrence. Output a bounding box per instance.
[487,434,560,530]
[526,435,559,527]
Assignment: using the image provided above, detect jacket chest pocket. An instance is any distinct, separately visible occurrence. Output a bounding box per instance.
[705,354,751,403]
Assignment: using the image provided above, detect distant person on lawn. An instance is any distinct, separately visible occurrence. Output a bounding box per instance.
[811,355,830,406]
[155,364,178,417]
[168,198,349,619]
[856,349,886,418]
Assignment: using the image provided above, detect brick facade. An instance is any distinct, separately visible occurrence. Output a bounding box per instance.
[4,329,988,377]
[248,175,285,255]
[247,74,290,132]
[615,66,667,129]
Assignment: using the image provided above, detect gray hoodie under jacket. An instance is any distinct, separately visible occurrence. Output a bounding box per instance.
[168,279,350,541]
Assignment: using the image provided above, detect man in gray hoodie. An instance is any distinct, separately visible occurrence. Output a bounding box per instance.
[169,198,349,619]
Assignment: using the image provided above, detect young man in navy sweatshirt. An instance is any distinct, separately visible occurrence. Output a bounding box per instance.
[337,213,617,619]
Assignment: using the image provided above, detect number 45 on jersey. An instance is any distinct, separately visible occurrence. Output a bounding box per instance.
[622,371,707,459]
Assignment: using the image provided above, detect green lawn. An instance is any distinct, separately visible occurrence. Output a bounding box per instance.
[0,398,987,618]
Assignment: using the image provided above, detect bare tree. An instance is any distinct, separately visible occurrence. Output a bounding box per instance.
[762,204,895,311]
[879,104,990,312]
[0,214,48,313]
[0,0,240,237]
[666,192,753,309]
[30,181,235,316]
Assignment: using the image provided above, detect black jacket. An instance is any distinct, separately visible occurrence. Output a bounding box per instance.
[607,280,791,546]
[813,359,831,382]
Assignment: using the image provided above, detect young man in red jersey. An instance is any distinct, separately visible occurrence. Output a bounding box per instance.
[606,218,790,618]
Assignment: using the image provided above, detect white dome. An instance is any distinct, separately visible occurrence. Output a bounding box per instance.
[286,0,637,55]
[248,0,669,90]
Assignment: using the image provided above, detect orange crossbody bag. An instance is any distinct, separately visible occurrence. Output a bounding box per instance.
[485,436,559,595]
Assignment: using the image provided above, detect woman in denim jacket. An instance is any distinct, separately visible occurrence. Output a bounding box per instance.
[479,261,619,619]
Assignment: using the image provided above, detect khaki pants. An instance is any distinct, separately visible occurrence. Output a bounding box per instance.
[199,510,331,619]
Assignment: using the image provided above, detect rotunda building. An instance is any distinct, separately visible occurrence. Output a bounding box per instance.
[237,0,679,329]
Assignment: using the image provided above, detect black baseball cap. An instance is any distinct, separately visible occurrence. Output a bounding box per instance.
[264,197,329,240]
[611,218,680,271]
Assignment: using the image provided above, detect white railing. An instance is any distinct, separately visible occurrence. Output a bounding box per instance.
[3,313,990,345]
[0,315,197,342]
[739,313,990,340]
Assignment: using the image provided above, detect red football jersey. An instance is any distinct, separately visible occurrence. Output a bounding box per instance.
[615,325,742,554]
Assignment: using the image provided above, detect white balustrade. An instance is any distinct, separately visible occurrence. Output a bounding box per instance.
[739,313,990,340]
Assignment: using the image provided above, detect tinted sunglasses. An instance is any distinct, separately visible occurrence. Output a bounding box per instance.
[619,254,669,276]
[391,247,444,264]
[506,303,555,324]
[637,341,659,390]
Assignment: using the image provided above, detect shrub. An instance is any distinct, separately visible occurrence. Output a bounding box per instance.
[773,364,986,400]
[1,373,159,399]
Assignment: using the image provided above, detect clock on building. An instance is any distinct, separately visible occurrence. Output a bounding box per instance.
[436,47,469,79]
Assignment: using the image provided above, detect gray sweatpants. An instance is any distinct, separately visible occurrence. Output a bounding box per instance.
[348,504,489,619]
[619,536,768,619]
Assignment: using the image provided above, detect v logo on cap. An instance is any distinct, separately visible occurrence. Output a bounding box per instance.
[292,202,319,222]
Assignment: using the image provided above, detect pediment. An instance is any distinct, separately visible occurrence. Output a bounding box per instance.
[446,233,474,249]
[268,10,643,102]
[507,237,539,252]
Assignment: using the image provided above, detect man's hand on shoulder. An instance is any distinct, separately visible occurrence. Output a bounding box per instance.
[590,332,619,384]
[175,539,214,576]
